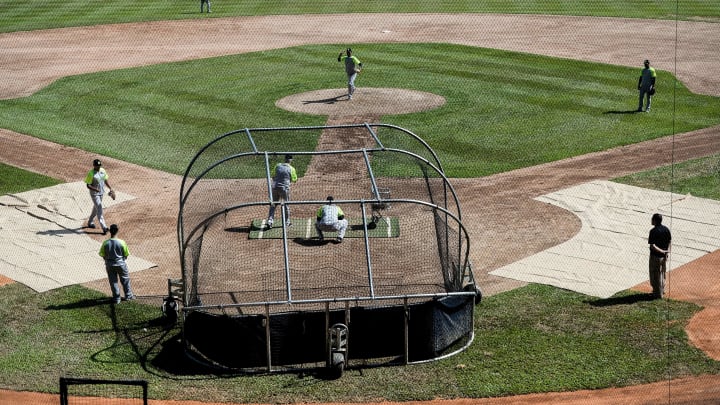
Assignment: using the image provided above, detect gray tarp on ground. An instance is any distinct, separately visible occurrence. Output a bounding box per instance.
[490,180,720,298]
[0,182,156,292]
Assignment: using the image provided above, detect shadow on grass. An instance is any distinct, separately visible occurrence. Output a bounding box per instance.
[603,110,643,114]
[45,297,111,310]
[588,292,656,307]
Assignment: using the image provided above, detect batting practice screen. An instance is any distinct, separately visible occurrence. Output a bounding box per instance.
[177,123,479,370]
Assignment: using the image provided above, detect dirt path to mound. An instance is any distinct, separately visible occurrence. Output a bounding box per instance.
[2,13,720,404]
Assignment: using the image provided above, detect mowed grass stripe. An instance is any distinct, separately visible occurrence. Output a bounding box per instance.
[1,44,718,177]
[4,1,720,33]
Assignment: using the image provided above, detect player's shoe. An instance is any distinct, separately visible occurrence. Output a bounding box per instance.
[266,218,274,229]
[336,237,343,243]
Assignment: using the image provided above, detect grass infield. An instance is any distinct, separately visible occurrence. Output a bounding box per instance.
[1,44,718,178]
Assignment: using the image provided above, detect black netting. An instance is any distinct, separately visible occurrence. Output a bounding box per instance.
[184,296,474,369]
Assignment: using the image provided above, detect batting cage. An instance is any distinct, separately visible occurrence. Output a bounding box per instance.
[176,123,480,373]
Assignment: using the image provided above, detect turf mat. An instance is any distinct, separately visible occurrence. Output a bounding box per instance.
[248,217,399,239]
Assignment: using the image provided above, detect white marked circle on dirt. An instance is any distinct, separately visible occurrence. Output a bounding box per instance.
[275,87,446,116]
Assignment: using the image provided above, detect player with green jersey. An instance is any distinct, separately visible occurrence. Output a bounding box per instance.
[637,59,656,112]
[338,48,363,100]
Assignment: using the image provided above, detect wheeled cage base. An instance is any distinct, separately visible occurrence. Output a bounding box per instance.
[182,293,476,372]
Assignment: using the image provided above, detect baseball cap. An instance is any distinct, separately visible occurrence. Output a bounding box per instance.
[327,196,334,201]
[109,224,119,233]
[644,59,650,64]
[93,159,102,166]
[285,154,293,161]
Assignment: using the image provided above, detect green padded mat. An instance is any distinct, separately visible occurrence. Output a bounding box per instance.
[248,217,399,239]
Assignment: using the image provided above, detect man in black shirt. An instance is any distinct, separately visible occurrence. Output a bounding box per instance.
[648,213,671,299]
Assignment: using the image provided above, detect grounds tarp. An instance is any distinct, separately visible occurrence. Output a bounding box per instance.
[490,180,720,298]
[0,182,156,292]
[248,217,400,239]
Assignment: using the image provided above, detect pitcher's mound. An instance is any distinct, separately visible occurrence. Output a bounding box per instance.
[276,88,445,116]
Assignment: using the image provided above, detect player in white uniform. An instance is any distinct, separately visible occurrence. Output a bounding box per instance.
[267,154,297,228]
[99,224,135,304]
[315,196,348,243]
[338,48,363,100]
[85,159,114,235]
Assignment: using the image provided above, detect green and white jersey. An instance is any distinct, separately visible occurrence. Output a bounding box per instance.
[99,237,130,266]
[272,162,297,189]
[317,204,344,225]
[340,55,361,75]
[85,168,108,196]
[639,67,656,90]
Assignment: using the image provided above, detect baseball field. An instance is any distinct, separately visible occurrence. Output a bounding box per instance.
[1,1,720,404]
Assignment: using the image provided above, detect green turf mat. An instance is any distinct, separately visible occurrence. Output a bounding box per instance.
[248,217,399,239]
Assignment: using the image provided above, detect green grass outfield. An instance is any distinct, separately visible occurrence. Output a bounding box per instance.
[1,44,719,177]
[2,0,719,33]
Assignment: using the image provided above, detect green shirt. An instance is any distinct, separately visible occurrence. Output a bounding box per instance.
[639,67,656,90]
[99,237,130,266]
[340,55,362,75]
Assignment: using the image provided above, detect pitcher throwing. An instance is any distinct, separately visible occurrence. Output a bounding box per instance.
[338,48,363,100]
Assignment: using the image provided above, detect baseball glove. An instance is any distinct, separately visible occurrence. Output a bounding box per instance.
[649,87,656,95]
[108,189,116,200]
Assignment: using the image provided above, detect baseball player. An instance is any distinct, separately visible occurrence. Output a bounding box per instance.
[267,154,297,228]
[84,158,115,235]
[637,59,656,112]
[99,224,135,304]
[338,48,363,100]
[315,196,348,243]
[648,213,671,299]
[200,0,211,13]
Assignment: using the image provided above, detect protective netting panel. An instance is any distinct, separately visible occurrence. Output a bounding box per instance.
[59,378,147,405]
[434,208,466,292]
[184,295,474,369]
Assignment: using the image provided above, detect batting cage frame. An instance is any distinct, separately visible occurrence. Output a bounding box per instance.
[176,123,480,373]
